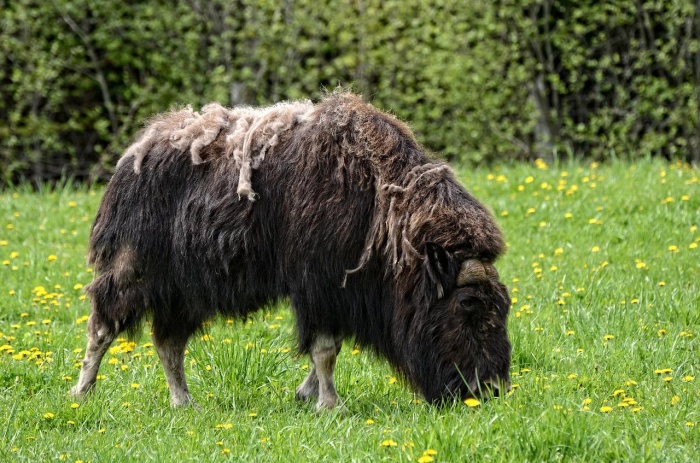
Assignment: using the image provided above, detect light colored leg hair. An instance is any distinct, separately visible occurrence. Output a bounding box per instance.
[296,334,343,411]
[295,367,319,402]
[70,314,118,397]
[152,334,194,407]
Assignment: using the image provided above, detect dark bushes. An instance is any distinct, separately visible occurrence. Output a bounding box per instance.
[1,0,697,184]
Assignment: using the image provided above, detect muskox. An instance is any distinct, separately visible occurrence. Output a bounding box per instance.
[70,91,511,410]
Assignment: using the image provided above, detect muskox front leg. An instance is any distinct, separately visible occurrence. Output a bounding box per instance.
[152,332,194,407]
[70,313,118,397]
[296,334,344,411]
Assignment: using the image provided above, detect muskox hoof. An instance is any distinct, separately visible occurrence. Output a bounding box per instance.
[314,397,346,414]
[171,400,200,410]
[69,383,94,399]
[169,393,198,409]
[295,374,319,403]
[295,384,318,403]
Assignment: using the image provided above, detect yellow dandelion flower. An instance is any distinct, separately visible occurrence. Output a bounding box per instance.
[663,376,673,382]
[70,403,79,409]
[43,412,55,419]
[418,456,434,463]
[599,406,613,413]
[365,419,375,425]
[668,245,678,252]
[591,246,600,252]
[131,383,140,389]
[671,396,680,405]
[686,422,695,427]
[690,243,698,249]
[681,375,694,382]
[654,368,672,375]
[380,439,398,447]
[604,335,614,341]
[658,281,666,287]
[464,398,480,407]
[612,389,625,397]
[248,412,257,417]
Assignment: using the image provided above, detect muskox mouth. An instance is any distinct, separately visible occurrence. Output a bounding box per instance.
[465,378,511,400]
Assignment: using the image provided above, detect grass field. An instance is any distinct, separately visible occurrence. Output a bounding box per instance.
[0,159,698,462]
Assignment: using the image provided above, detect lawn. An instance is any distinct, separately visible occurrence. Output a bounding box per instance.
[0,159,697,462]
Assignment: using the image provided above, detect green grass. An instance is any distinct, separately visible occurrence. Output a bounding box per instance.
[0,159,698,462]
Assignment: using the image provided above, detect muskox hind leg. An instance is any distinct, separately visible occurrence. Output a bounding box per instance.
[296,334,344,411]
[152,331,195,407]
[70,313,118,397]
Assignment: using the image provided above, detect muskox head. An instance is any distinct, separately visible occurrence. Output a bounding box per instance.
[402,243,511,404]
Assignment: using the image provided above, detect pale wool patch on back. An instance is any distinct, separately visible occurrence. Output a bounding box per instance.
[118,100,315,200]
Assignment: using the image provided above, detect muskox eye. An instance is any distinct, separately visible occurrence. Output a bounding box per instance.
[459,296,484,313]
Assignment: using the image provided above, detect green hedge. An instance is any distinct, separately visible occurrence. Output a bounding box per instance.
[1,0,697,184]
[503,0,700,161]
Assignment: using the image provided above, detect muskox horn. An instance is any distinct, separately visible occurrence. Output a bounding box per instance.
[457,260,500,286]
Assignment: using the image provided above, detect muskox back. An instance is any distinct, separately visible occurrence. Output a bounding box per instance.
[71,92,511,409]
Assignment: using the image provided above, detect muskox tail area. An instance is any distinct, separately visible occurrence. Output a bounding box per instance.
[84,245,148,338]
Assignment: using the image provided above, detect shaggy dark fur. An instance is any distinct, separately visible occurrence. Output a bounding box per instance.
[72,91,511,408]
